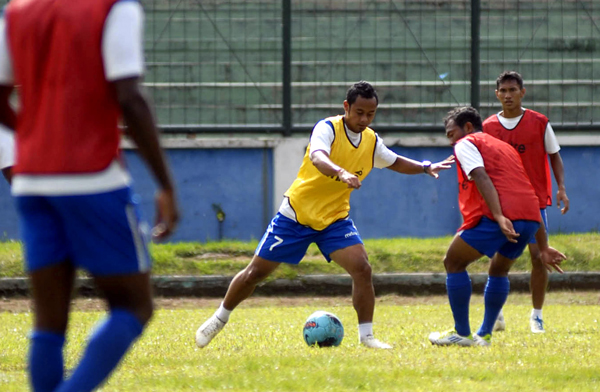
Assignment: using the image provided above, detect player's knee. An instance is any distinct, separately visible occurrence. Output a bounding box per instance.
[350,258,372,281]
[443,256,459,273]
[530,254,544,270]
[133,300,154,326]
[242,266,271,285]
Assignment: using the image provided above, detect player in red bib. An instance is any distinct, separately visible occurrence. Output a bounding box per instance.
[429,107,565,347]
[484,71,570,333]
[0,1,179,391]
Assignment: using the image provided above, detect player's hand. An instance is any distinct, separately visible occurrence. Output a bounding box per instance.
[338,168,361,189]
[496,215,519,243]
[540,246,566,273]
[152,188,180,241]
[427,156,455,179]
[556,188,569,214]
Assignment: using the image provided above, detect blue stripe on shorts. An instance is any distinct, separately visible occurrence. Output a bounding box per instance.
[255,213,364,264]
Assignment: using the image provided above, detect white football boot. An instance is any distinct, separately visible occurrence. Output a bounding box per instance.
[195,314,227,348]
[530,315,545,334]
[428,329,476,347]
[360,335,392,349]
[493,311,506,332]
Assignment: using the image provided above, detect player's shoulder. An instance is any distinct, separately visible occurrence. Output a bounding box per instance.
[482,113,499,126]
[524,108,548,123]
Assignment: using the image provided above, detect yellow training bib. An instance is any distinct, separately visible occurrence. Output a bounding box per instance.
[285,115,377,230]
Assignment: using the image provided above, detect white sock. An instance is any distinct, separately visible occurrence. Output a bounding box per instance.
[215,303,231,323]
[531,309,543,319]
[497,309,504,320]
[358,322,373,340]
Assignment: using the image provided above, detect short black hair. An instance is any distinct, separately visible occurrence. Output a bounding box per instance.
[346,81,378,106]
[444,106,483,131]
[496,71,524,89]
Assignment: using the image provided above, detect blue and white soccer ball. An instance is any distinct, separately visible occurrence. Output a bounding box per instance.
[303,311,344,347]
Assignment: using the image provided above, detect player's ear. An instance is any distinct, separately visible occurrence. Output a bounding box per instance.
[520,87,526,97]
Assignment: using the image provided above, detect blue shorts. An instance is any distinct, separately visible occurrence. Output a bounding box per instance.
[255,213,364,264]
[528,209,548,244]
[459,217,540,260]
[16,187,151,275]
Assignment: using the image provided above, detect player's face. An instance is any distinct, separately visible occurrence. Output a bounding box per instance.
[343,96,378,133]
[495,80,526,112]
[445,120,466,146]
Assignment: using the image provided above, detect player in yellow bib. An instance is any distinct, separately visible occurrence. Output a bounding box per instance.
[195,81,453,349]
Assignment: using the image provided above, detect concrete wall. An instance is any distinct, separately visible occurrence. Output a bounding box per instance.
[0,134,598,242]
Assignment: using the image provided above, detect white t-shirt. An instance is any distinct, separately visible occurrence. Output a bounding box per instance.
[279,119,399,220]
[496,108,560,154]
[0,125,14,170]
[1,1,145,195]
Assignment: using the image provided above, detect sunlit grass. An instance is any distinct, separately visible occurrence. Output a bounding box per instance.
[1,292,599,391]
[0,233,599,278]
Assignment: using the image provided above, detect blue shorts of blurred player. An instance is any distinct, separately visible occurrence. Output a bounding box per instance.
[16,186,151,275]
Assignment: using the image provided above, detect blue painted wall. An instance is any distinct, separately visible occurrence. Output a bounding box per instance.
[0,145,596,241]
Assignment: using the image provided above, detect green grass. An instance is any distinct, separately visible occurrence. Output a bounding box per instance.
[0,233,599,279]
[1,293,599,391]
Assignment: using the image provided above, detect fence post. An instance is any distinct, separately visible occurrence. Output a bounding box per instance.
[282,0,292,136]
[471,0,481,111]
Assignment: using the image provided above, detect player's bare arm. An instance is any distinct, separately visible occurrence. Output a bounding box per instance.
[470,167,519,243]
[549,152,569,214]
[386,155,454,178]
[310,149,361,189]
[113,76,180,239]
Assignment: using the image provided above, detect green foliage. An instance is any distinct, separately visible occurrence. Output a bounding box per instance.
[1,293,600,391]
[0,233,598,278]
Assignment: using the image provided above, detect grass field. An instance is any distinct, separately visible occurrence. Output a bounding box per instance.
[1,233,599,278]
[1,292,600,392]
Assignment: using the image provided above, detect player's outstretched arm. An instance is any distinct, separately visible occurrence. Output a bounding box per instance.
[113,76,180,240]
[310,150,361,189]
[549,152,569,214]
[385,155,454,178]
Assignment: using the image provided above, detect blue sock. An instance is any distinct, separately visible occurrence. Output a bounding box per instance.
[477,276,510,337]
[29,330,65,392]
[54,309,144,392]
[446,271,472,337]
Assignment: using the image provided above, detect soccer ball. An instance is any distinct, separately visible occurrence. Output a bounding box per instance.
[303,311,344,347]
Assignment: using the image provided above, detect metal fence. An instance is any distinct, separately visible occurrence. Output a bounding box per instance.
[6,0,600,133]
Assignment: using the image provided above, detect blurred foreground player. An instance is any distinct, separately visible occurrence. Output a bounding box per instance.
[429,107,565,347]
[0,1,179,391]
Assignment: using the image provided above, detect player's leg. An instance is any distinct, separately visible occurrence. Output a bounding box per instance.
[429,234,483,346]
[316,219,389,348]
[49,188,153,392]
[475,219,540,344]
[475,252,515,341]
[15,195,73,392]
[28,261,75,392]
[529,209,549,333]
[196,213,309,348]
[54,273,153,392]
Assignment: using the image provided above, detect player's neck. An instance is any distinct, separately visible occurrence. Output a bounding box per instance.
[499,107,523,119]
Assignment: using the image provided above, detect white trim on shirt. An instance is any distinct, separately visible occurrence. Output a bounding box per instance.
[454,139,484,180]
[496,108,561,154]
[12,161,132,196]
